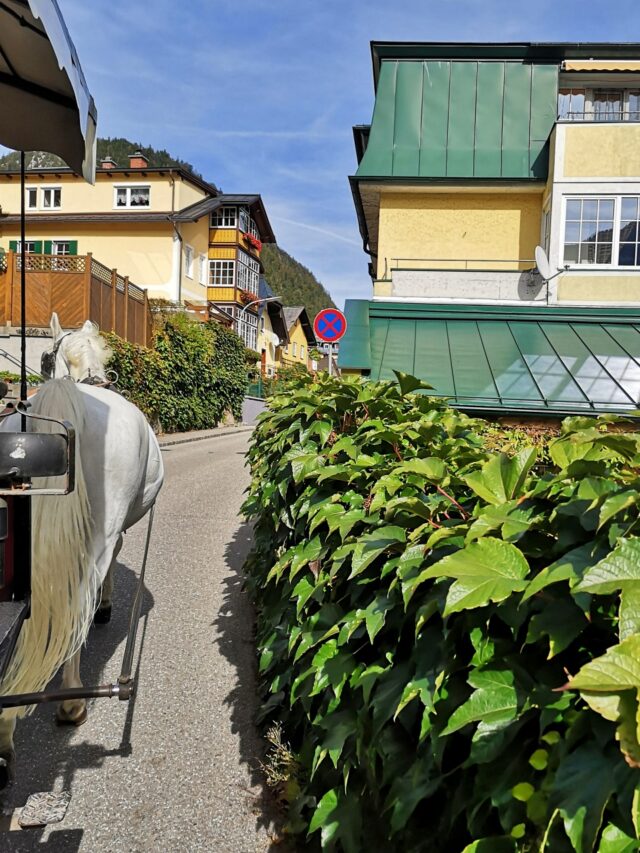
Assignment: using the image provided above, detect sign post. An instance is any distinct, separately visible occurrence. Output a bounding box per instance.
[313,309,347,376]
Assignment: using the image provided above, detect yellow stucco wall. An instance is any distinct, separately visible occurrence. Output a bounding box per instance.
[377,191,543,280]
[257,311,281,375]
[558,274,640,302]
[564,124,640,178]
[281,319,311,370]
[180,219,209,302]
[0,222,174,295]
[0,171,207,214]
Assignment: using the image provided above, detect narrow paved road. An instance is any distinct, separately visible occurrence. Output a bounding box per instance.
[2,432,279,852]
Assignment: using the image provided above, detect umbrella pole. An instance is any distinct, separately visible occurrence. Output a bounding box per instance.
[19,151,27,405]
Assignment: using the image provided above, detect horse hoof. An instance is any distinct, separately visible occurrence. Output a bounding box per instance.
[94,604,112,624]
[56,705,87,727]
[0,754,15,790]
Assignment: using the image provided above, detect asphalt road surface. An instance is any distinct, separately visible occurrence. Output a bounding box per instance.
[1,431,280,853]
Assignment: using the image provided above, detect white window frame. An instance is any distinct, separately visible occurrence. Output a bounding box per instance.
[41,185,62,210]
[25,187,38,210]
[561,194,640,268]
[113,184,151,209]
[239,207,260,239]
[15,241,37,254]
[209,259,235,287]
[199,253,207,285]
[238,311,258,350]
[211,206,237,228]
[184,244,194,279]
[236,249,259,295]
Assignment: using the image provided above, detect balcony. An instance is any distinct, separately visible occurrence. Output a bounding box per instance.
[379,258,547,305]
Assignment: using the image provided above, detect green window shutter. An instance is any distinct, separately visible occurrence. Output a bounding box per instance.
[8,240,16,252]
[68,240,78,255]
[33,241,43,254]
[44,240,52,255]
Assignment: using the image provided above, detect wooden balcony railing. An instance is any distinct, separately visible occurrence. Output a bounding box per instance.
[0,251,152,347]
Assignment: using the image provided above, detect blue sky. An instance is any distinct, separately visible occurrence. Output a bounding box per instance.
[57,0,640,307]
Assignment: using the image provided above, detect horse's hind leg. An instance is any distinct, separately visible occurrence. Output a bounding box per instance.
[95,535,123,624]
[56,651,86,726]
[0,712,16,789]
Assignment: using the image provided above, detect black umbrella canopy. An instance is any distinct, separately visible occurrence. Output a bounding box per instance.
[0,0,97,182]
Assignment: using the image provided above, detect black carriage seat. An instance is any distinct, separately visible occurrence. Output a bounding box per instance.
[0,433,68,479]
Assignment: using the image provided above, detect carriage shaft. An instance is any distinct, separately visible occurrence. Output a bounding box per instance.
[0,682,125,709]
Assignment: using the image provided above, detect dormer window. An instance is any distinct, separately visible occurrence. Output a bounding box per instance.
[114,185,150,208]
[211,206,237,228]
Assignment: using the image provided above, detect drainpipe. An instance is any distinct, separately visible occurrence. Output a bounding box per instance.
[168,171,182,303]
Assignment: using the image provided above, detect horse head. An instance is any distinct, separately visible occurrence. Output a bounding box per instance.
[42,313,114,384]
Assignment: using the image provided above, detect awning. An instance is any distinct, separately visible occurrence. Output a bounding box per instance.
[338,301,640,416]
[0,0,97,182]
[562,60,640,72]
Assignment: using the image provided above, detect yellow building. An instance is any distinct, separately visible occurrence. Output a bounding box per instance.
[280,307,316,370]
[0,151,276,347]
[340,42,640,418]
[256,277,288,376]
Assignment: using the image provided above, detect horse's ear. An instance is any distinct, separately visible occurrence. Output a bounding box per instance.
[50,313,62,341]
[81,320,95,334]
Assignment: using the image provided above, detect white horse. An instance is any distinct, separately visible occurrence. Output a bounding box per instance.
[0,314,164,787]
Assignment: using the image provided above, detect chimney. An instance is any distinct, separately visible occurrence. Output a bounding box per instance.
[129,151,149,169]
[100,156,117,170]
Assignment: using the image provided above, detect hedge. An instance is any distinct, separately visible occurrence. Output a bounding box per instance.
[105,312,248,433]
[243,370,640,852]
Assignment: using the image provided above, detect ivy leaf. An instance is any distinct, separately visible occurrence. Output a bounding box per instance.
[442,669,520,735]
[597,824,640,853]
[523,541,607,601]
[393,370,434,396]
[526,597,587,658]
[414,538,529,615]
[349,525,406,578]
[464,448,537,505]
[550,743,617,853]
[620,586,640,641]
[568,634,640,693]
[308,789,362,853]
[394,676,435,720]
[598,491,640,530]
[363,594,393,643]
[394,457,446,481]
[461,841,516,853]
[574,539,640,596]
[384,760,438,834]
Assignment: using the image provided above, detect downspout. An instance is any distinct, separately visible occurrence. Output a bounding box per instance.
[168,170,182,303]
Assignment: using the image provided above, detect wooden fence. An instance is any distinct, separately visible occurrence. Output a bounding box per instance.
[0,252,152,347]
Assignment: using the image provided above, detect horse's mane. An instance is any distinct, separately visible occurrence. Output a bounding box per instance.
[63,325,113,377]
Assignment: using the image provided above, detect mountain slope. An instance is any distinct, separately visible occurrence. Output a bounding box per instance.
[0,137,198,174]
[261,245,335,319]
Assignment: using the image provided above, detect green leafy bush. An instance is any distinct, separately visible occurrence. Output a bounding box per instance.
[105,313,247,432]
[243,371,640,852]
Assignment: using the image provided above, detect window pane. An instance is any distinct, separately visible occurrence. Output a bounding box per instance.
[593,90,623,120]
[130,187,149,206]
[580,221,597,242]
[619,243,637,265]
[596,222,614,241]
[116,188,127,206]
[580,243,596,263]
[596,244,613,264]
[564,243,579,262]
[582,199,598,219]
[620,221,638,242]
[566,199,582,220]
[53,189,61,207]
[598,199,614,219]
[564,221,580,242]
[622,197,639,221]
[628,91,640,121]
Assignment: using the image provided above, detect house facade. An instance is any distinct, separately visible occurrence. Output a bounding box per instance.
[257,277,288,376]
[340,42,640,417]
[0,152,276,349]
[281,307,316,371]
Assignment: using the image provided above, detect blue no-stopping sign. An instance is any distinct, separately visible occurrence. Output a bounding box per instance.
[314,309,347,343]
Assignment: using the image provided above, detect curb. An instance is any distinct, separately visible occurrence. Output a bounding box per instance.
[158,425,254,448]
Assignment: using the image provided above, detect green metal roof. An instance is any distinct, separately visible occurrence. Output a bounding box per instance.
[355,59,557,181]
[338,301,640,417]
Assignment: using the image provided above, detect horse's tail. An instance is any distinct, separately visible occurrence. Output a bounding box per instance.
[0,379,96,714]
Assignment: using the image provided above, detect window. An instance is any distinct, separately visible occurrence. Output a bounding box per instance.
[563,196,640,267]
[52,241,72,256]
[42,187,61,209]
[564,198,614,264]
[239,207,260,239]
[292,342,297,357]
[209,259,235,287]
[211,206,237,228]
[13,241,38,253]
[558,87,640,122]
[199,253,207,285]
[558,88,586,120]
[237,311,258,350]
[260,316,265,333]
[300,345,305,361]
[184,244,194,278]
[26,188,37,210]
[115,185,150,208]
[593,89,623,121]
[619,198,640,266]
[237,250,259,295]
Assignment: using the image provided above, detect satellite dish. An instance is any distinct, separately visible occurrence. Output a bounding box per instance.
[535,246,553,282]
